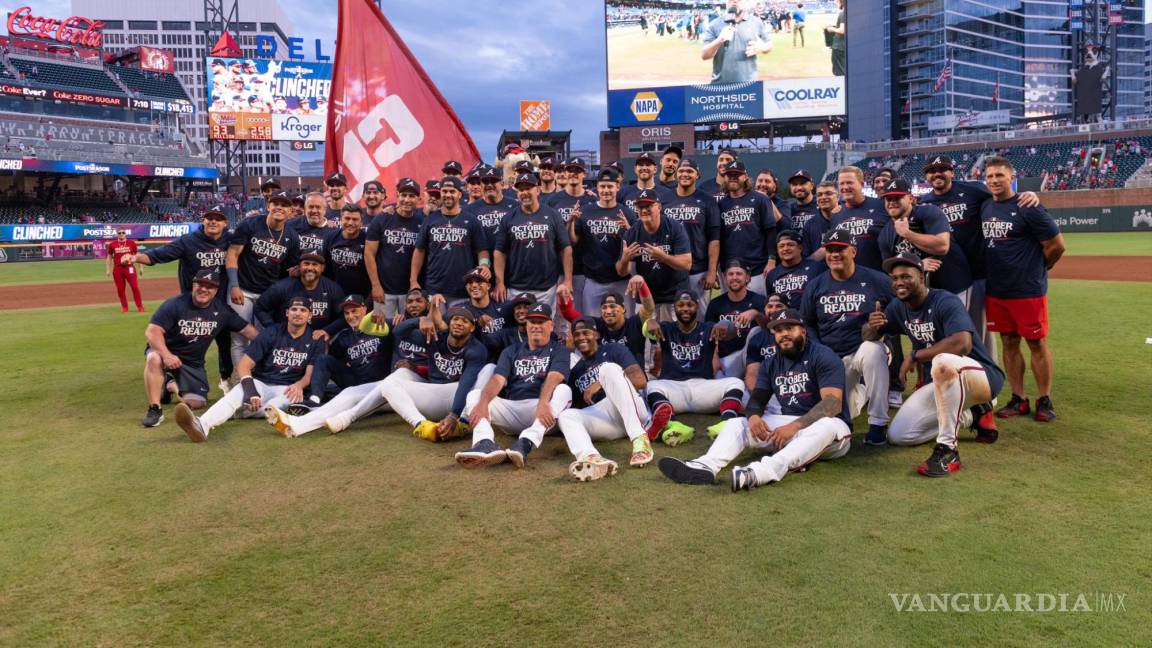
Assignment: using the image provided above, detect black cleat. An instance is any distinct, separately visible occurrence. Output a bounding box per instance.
[917,443,961,478]
[657,457,717,485]
[506,437,535,468]
[1033,396,1057,423]
[141,404,164,428]
[996,394,1030,419]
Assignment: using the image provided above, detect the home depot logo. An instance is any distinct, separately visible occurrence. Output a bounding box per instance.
[631,91,663,122]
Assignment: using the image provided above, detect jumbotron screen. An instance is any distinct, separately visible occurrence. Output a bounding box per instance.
[605,0,846,127]
[206,57,332,142]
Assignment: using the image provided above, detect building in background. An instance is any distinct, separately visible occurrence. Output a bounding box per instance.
[1144,22,1152,115]
[850,0,1146,141]
[73,0,301,179]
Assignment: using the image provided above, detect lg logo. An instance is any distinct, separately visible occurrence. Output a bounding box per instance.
[341,95,424,199]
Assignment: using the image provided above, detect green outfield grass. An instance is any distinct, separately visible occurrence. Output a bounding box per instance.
[0,257,177,286]
[1,278,1149,646]
[1060,232,1152,256]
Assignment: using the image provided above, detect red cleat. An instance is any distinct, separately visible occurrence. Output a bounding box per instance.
[645,402,673,441]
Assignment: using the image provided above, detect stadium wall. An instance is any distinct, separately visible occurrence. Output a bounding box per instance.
[1039,188,1152,232]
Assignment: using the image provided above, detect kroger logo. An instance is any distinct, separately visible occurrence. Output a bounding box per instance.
[630,91,663,122]
[280,116,324,139]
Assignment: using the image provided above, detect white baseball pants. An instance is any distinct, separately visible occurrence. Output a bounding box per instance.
[465,384,573,448]
[228,289,260,371]
[281,381,383,436]
[887,353,993,449]
[198,380,290,436]
[379,371,461,427]
[557,363,650,460]
[647,377,744,414]
[695,414,851,484]
[843,340,891,426]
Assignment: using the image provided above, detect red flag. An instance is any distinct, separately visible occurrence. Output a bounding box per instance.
[932,61,952,93]
[325,0,481,201]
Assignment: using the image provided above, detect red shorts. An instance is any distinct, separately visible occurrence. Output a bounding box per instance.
[985,296,1048,340]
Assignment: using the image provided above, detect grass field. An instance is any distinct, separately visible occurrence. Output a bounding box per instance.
[0,257,177,286]
[607,14,836,89]
[1057,232,1152,256]
[1,254,1150,644]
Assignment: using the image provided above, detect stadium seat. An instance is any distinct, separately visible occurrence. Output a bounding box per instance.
[112,67,192,102]
[9,58,123,95]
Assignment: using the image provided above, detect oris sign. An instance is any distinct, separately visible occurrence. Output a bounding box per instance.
[6,6,105,50]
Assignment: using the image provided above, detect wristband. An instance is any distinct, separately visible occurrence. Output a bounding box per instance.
[227,267,240,287]
[478,258,491,266]
[639,282,651,299]
[240,376,258,402]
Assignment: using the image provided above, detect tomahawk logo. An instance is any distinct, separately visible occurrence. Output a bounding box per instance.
[337,95,424,201]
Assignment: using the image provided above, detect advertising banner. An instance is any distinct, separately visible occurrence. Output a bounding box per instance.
[206,57,332,141]
[0,222,202,243]
[607,86,686,127]
[0,157,217,178]
[762,77,845,119]
[519,100,551,130]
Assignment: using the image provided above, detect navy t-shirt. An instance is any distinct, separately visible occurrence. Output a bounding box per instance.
[416,210,489,298]
[595,315,647,366]
[745,328,778,366]
[980,195,1061,299]
[799,266,895,357]
[145,228,231,294]
[494,340,571,401]
[718,191,776,274]
[766,259,826,307]
[546,192,596,277]
[662,189,722,274]
[878,204,973,294]
[574,202,636,284]
[705,290,767,357]
[365,210,424,295]
[879,289,1005,396]
[655,321,721,381]
[464,299,509,335]
[288,218,331,255]
[830,197,887,270]
[787,199,820,233]
[328,327,391,386]
[623,216,691,303]
[569,343,640,407]
[756,339,849,423]
[253,276,345,330]
[918,180,991,278]
[245,323,321,385]
[151,293,248,366]
[232,217,301,293]
[495,205,571,291]
[801,213,834,258]
[323,229,371,297]
[698,177,725,198]
[464,196,519,254]
[617,183,675,214]
[417,331,488,415]
[391,318,428,372]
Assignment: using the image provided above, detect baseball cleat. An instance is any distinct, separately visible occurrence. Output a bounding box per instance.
[661,421,695,446]
[917,443,961,477]
[505,437,534,468]
[657,457,717,485]
[141,405,164,428]
[454,439,507,468]
[451,420,472,439]
[412,420,440,442]
[1033,396,1057,423]
[996,394,1030,419]
[888,390,904,408]
[645,402,674,441]
[730,466,759,492]
[630,436,654,467]
[217,378,231,394]
[706,421,726,440]
[325,413,352,435]
[283,397,318,417]
[864,424,889,446]
[973,410,999,444]
[264,406,294,438]
[569,454,619,482]
[174,403,206,443]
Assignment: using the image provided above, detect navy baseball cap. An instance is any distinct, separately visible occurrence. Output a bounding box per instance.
[525,302,552,320]
[880,178,913,199]
[768,308,804,330]
[571,316,598,332]
[325,172,348,187]
[538,157,556,169]
[882,252,925,273]
[463,268,489,284]
[192,268,221,287]
[566,157,587,172]
[674,290,697,304]
[465,168,482,183]
[287,296,313,310]
[823,229,855,248]
[597,167,621,183]
[510,292,537,306]
[634,188,661,205]
[424,180,441,193]
[362,180,385,193]
[445,306,475,323]
[678,158,699,171]
[340,294,366,310]
[601,292,626,307]
[479,165,502,181]
[513,173,539,188]
[266,191,293,206]
[260,178,281,190]
[202,208,227,220]
[513,160,535,174]
[923,156,954,172]
[724,160,748,175]
[439,176,466,192]
[299,251,326,264]
[777,229,802,244]
[291,194,306,206]
[442,160,463,174]
[635,152,657,166]
[788,169,814,183]
[396,178,420,194]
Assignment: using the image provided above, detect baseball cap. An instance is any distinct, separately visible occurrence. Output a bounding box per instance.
[724,160,748,175]
[396,177,420,194]
[513,160,535,174]
[266,191,292,206]
[202,208,227,221]
[287,296,313,310]
[538,157,556,169]
[340,294,366,310]
[445,306,476,323]
[463,268,489,284]
[606,161,624,174]
[525,302,552,320]
[572,316,598,332]
[566,157,587,172]
[600,292,626,307]
[192,268,221,287]
[325,172,348,187]
[768,308,804,330]
[882,252,925,273]
[788,169,814,183]
[663,145,684,159]
[260,178,281,190]
[362,180,385,193]
[299,251,326,264]
[723,258,749,273]
[439,176,466,192]
[635,152,657,166]
[634,188,661,205]
[442,160,463,174]
[479,165,502,181]
[674,290,696,304]
[513,172,539,188]
[923,155,954,172]
[597,167,621,183]
[777,229,802,244]
[465,168,482,183]
[880,178,913,199]
[678,158,699,171]
[823,228,855,248]
[424,180,441,194]
[510,292,537,306]
[291,194,306,206]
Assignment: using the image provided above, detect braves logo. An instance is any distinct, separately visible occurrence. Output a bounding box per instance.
[337,94,425,201]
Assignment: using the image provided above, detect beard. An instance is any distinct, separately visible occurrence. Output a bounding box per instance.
[779,336,807,360]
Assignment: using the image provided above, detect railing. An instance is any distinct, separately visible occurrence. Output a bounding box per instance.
[831,117,1152,154]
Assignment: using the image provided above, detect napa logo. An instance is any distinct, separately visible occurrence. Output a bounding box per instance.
[630,91,663,122]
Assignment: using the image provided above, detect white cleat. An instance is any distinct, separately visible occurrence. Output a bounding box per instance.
[264,406,294,438]
[569,454,619,482]
[325,413,352,435]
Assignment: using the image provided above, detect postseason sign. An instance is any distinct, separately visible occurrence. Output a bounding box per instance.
[206,57,332,142]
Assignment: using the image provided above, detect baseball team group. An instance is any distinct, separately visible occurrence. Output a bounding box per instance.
[130,146,1066,491]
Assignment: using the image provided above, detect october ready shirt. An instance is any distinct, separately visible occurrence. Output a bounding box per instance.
[245,323,321,385]
[662,189,722,274]
[980,195,1060,299]
[800,266,895,357]
[623,216,691,303]
[718,191,776,274]
[494,340,571,401]
[232,217,301,293]
[365,210,424,295]
[151,294,248,365]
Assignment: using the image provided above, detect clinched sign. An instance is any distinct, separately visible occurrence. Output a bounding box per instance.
[519,100,551,131]
[325,0,480,202]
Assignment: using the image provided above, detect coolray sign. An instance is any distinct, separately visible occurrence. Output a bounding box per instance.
[6,6,104,49]
[0,222,201,243]
[763,77,845,119]
[272,114,325,142]
[685,82,762,123]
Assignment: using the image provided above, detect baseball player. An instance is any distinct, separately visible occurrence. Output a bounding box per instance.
[423,180,441,212]
[537,157,560,198]
[225,190,301,368]
[546,160,597,314]
[458,267,511,335]
[323,173,349,221]
[463,165,519,255]
[705,259,767,379]
[568,167,637,311]
[754,168,793,228]
[829,167,887,271]
[360,180,388,226]
[658,145,682,189]
[662,158,722,306]
[698,148,737,198]
[743,293,787,399]
[141,269,257,427]
[174,297,321,442]
[254,252,345,332]
[643,291,743,445]
[411,176,490,304]
[378,306,488,441]
[493,173,574,308]
[558,282,655,367]
[877,179,973,300]
[365,177,425,320]
[865,254,1002,476]
[786,170,820,232]
[801,181,842,260]
[618,152,675,213]
[765,229,826,307]
[799,228,895,445]
[980,156,1065,423]
[289,192,332,254]
[658,308,851,491]
[617,189,693,318]
[718,160,779,296]
[264,295,392,436]
[322,204,371,297]
[558,317,655,481]
[106,228,144,313]
[456,302,572,468]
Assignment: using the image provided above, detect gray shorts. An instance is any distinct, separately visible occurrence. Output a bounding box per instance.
[146,347,210,399]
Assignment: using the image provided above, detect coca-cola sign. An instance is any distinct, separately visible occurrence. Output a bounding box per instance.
[6,6,104,49]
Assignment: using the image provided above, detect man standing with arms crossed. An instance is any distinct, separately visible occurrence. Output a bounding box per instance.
[365,177,424,320]
[718,160,778,295]
[465,165,520,257]
[980,156,1065,422]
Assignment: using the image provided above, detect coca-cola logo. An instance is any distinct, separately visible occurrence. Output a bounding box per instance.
[6,6,105,49]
